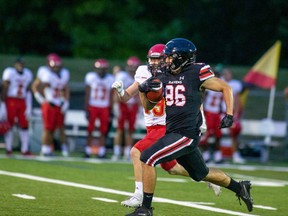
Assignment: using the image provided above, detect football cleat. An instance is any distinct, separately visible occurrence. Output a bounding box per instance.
[237,180,253,212]
[121,193,143,208]
[22,151,33,156]
[125,206,153,216]
[207,182,221,196]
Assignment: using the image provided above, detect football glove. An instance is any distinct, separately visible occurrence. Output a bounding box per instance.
[112,80,125,97]
[138,77,162,93]
[219,114,234,129]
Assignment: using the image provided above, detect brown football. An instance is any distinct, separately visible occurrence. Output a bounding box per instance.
[145,78,164,103]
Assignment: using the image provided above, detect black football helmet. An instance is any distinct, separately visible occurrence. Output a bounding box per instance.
[163,38,197,74]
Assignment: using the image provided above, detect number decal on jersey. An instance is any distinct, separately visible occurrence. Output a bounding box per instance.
[17,83,24,97]
[165,84,186,107]
[144,98,165,117]
[210,95,222,107]
[94,86,107,100]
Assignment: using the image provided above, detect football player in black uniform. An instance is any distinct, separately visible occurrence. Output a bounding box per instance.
[126,38,253,216]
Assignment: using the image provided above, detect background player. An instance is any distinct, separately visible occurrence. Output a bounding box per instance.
[112,56,141,160]
[221,68,245,164]
[84,58,114,158]
[32,53,70,156]
[200,70,224,163]
[1,57,33,156]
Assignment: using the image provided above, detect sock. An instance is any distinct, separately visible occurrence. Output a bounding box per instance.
[135,181,143,195]
[113,145,121,156]
[98,146,106,157]
[226,178,241,194]
[124,146,131,158]
[19,129,29,153]
[143,192,154,209]
[41,145,51,155]
[4,130,13,152]
[85,146,91,155]
[62,143,68,152]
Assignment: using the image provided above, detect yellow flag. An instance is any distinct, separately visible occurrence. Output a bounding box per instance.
[244,41,281,89]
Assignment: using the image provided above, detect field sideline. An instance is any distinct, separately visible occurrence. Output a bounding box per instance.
[0,156,287,216]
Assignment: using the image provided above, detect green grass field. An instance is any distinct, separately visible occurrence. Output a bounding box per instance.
[0,156,287,216]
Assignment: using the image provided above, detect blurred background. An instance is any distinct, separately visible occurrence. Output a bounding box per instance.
[0,0,287,162]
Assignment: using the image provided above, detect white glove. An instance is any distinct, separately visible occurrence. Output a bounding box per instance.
[112,80,125,97]
[61,100,69,113]
[34,92,45,105]
[0,102,7,121]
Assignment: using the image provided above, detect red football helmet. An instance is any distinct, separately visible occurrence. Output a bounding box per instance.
[147,44,165,75]
[47,53,62,67]
[147,44,165,58]
[94,58,109,69]
[127,56,141,67]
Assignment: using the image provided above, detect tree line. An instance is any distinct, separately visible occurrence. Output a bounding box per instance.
[1,0,287,66]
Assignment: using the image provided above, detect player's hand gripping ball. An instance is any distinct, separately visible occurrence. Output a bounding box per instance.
[145,78,164,103]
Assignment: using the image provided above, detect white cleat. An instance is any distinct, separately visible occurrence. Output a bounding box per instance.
[233,152,246,164]
[207,182,222,196]
[62,150,69,157]
[121,193,143,208]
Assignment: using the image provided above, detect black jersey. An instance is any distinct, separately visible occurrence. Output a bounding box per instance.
[162,63,214,138]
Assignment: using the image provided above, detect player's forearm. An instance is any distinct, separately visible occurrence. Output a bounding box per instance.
[118,90,133,103]
[222,86,234,115]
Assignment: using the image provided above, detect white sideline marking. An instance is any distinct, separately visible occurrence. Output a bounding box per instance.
[0,170,259,216]
[254,205,277,210]
[157,177,187,183]
[92,197,118,203]
[12,194,36,200]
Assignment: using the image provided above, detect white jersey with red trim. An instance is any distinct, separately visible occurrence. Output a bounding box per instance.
[2,67,33,98]
[134,65,166,126]
[221,79,243,112]
[115,70,138,105]
[203,89,223,114]
[40,67,70,106]
[85,72,114,108]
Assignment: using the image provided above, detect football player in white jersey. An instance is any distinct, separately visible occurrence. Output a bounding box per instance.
[221,68,245,164]
[201,89,224,163]
[1,57,33,156]
[84,58,114,158]
[32,53,70,156]
[112,56,141,160]
[112,44,221,208]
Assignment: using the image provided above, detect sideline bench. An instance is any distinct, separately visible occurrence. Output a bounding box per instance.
[29,109,286,161]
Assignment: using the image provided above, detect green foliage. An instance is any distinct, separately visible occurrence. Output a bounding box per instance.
[1,0,288,65]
